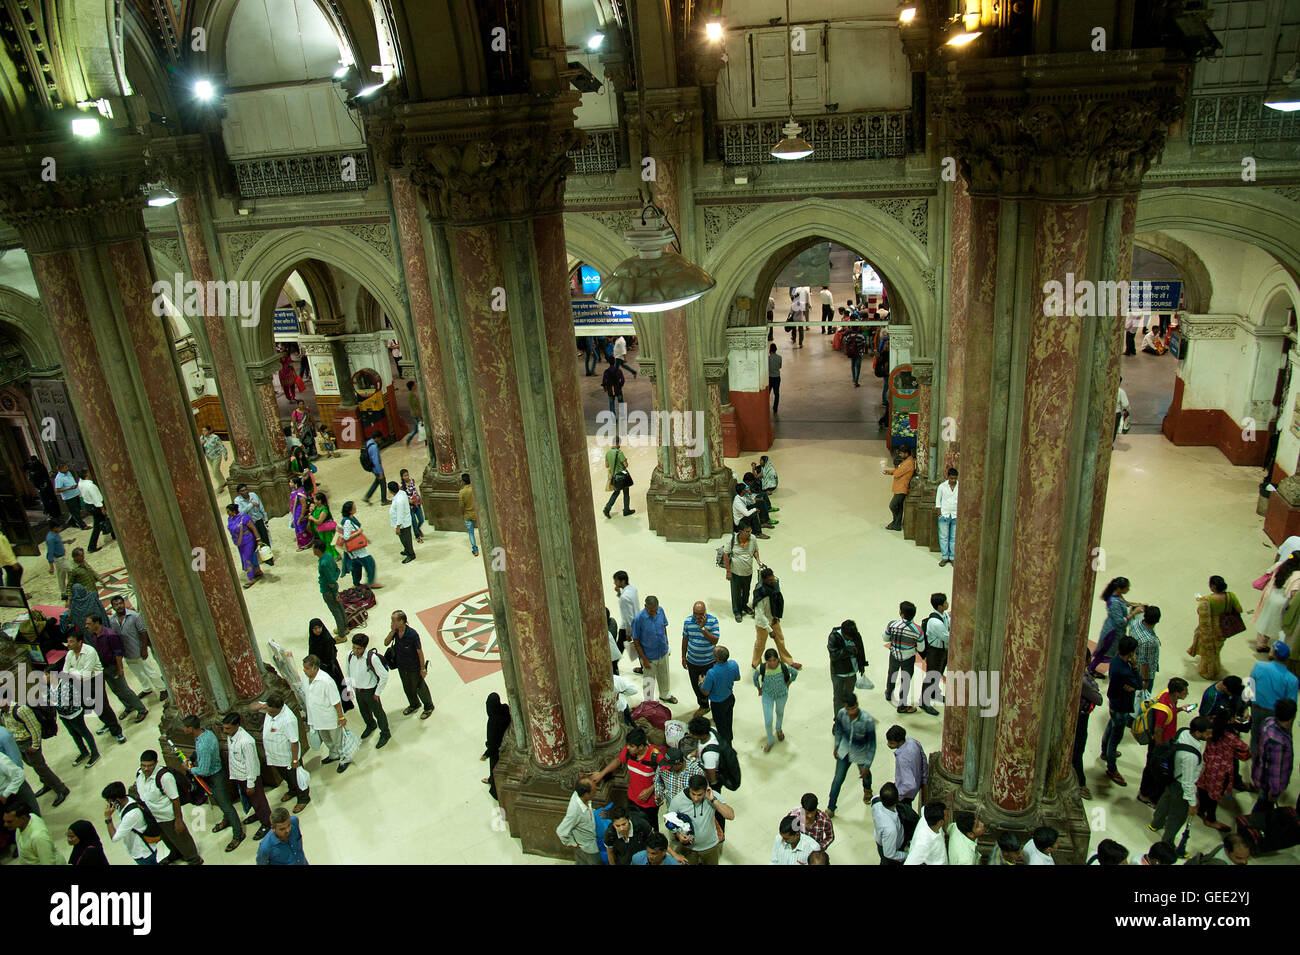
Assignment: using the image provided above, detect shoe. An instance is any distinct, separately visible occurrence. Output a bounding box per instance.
[622,509,636,516]
[95,726,109,736]
[139,690,154,699]
[53,792,69,807]
[661,696,679,705]
[376,734,391,749]
[159,691,168,702]
[734,613,743,623]
[939,559,949,567]
[921,704,939,716]
[1080,786,1093,800]
[416,537,425,544]
[1137,794,1156,807]
[133,711,150,723]
[322,756,338,765]
[763,742,772,753]
[86,754,100,768]
[336,762,350,774]
[421,707,435,720]
[1146,823,1160,833]
[369,582,384,589]
[401,556,415,564]
[825,809,835,819]
[361,727,376,740]
[189,858,205,866]
[777,731,785,742]
[1106,770,1127,786]
[756,533,770,539]
[897,705,917,714]
[253,826,271,841]
[34,785,51,797]
[472,548,479,556]
[768,506,780,513]
[243,812,259,825]
[603,508,611,519]
[72,753,88,766]
[118,707,132,720]
[115,735,127,744]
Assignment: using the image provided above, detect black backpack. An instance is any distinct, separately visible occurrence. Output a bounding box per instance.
[22,703,57,740]
[1149,736,1202,792]
[827,628,855,668]
[701,733,742,792]
[124,799,163,841]
[920,612,944,653]
[359,446,374,473]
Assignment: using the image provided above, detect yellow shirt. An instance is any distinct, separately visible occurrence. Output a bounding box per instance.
[458,484,477,521]
[0,532,16,567]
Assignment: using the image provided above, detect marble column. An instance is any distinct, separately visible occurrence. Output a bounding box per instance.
[942,178,972,474]
[925,54,1186,863]
[382,93,621,856]
[903,359,937,550]
[247,356,289,460]
[0,149,267,724]
[724,326,774,452]
[389,171,467,530]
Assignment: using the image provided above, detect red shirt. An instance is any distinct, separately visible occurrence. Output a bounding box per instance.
[1152,691,1180,744]
[618,744,664,808]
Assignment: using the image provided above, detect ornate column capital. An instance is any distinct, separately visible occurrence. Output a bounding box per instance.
[626,88,703,158]
[939,51,1189,199]
[911,357,935,388]
[147,135,212,195]
[1179,314,1240,341]
[703,358,727,382]
[0,143,152,252]
[371,94,584,223]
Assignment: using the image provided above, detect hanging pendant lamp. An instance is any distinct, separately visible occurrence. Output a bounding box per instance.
[770,0,813,161]
[595,204,716,313]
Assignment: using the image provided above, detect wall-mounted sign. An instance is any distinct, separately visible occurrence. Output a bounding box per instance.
[579,266,601,295]
[1128,280,1182,313]
[572,300,634,336]
[889,364,918,449]
[310,356,340,396]
[273,308,299,335]
[1169,330,1187,361]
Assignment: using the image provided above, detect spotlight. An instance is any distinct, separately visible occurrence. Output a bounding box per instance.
[145,184,178,207]
[946,31,981,47]
[587,33,605,51]
[899,6,917,23]
[70,116,100,137]
[194,80,215,101]
[1265,68,1300,112]
[706,22,724,41]
[333,65,350,79]
[356,83,385,98]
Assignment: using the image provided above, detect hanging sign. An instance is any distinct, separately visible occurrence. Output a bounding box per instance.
[272,308,299,335]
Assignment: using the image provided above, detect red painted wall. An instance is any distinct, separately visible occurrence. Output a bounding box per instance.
[1161,375,1270,467]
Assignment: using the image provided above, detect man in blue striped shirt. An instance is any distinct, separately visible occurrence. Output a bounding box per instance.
[182,715,244,851]
[682,601,720,715]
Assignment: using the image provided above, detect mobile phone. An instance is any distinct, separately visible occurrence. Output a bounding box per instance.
[1184,703,1198,712]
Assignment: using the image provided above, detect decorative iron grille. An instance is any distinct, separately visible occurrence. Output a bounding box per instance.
[233,150,375,199]
[1188,93,1300,145]
[567,127,621,174]
[716,110,910,165]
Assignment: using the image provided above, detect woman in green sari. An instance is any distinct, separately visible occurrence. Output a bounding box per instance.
[308,491,339,561]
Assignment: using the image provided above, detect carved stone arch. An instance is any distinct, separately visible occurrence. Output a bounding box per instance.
[1132,232,1212,314]
[701,198,935,358]
[291,259,344,324]
[0,286,59,373]
[186,0,379,80]
[1247,271,1300,329]
[230,227,404,362]
[122,6,181,121]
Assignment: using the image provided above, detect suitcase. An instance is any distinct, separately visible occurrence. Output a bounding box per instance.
[339,585,377,629]
[1236,806,1300,854]
[833,328,846,350]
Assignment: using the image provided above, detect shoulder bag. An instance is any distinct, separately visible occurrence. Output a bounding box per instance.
[1218,592,1246,639]
[342,519,369,553]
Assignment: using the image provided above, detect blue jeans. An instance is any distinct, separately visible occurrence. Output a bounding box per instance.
[850,355,863,384]
[349,553,377,587]
[1101,708,1131,772]
[584,348,599,375]
[465,519,478,553]
[938,515,956,560]
[405,418,421,446]
[761,694,787,745]
[827,754,872,812]
[363,474,387,503]
[411,504,426,538]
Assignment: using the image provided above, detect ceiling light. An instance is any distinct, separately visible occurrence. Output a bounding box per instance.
[333,65,350,79]
[946,30,982,47]
[145,184,178,207]
[771,119,813,160]
[899,6,917,23]
[357,83,385,98]
[193,80,215,100]
[70,116,100,137]
[706,22,724,41]
[1265,68,1300,112]
[595,205,716,313]
[587,32,605,51]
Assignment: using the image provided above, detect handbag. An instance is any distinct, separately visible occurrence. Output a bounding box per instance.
[1219,597,1246,639]
[317,519,337,532]
[1253,572,1272,591]
[715,531,735,569]
[343,524,369,552]
[614,468,633,490]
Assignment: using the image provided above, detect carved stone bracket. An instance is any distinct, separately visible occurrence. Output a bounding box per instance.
[1180,314,1240,341]
[222,231,263,272]
[0,148,151,251]
[626,89,703,158]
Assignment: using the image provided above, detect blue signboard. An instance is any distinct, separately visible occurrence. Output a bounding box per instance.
[1128,280,1181,313]
[572,300,633,328]
[273,307,299,335]
[579,265,601,295]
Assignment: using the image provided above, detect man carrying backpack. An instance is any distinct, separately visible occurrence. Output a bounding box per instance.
[590,727,668,832]
[1148,716,1212,849]
[686,715,741,795]
[346,633,392,748]
[828,620,867,718]
[0,693,69,807]
[102,779,166,864]
[826,693,876,818]
[135,749,203,864]
[919,593,950,715]
[361,431,388,505]
[1136,677,1191,806]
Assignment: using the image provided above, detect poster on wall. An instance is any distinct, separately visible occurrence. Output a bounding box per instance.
[889,365,918,450]
[310,356,340,396]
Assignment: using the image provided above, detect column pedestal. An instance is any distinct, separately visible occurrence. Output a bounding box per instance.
[645,468,733,543]
[724,327,773,453]
[419,465,468,532]
[227,460,289,519]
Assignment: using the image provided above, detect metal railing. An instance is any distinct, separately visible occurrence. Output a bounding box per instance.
[1187,92,1300,145]
[567,127,621,175]
[716,109,910,165]
[232,149,376,199]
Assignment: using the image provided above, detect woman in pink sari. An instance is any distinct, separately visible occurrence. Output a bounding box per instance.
[278,352,298,403]
[289,477,314,550]
[1255,553,1300,651]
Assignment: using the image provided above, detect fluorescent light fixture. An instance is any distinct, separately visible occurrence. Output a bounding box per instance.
[1265,69,1300,112]
[771,119,813,160]
[145,185,178,207]
[899,6,917,23]
[706,22,724,41]
[333,65,350,79]
[193,80,215,100]
[357,83,385,98]
[595,205,716,313]
[946,30,982,47]
[587,32,605,50]
[70,116,100,137]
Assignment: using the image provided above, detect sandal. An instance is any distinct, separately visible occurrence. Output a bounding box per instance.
[661,696,679,705]
[224,835,244,852]
[776,731,785,742]
[213,821,231,834]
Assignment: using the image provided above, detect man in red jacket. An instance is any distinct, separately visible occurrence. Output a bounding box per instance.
[1138,677,1191,805]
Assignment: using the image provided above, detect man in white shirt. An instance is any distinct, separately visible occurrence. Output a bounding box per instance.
[102,780,167,864]
[77,467,114,552]
[1115,380,1130,440]
[611,335,637,377]
[388,480,416,563]
[345,633,391,747]
[1124,312,1143,355]
[870,783,906,865]
[555,778,601,864]
[904,801,949,865]
[61,632,125,743]
[612,672,639,723]
[819,285,834,332]
[135,749,202,864]
[771,815,819,864]
[1022,825,1059,865]
[0,749,38,817]
[304,655,351,774]
[250,694,310,811]
[220,712,272,839]
[614,571,639,672]
[947,810,983,865]
[935,467,958,567]
[920,593,951,715]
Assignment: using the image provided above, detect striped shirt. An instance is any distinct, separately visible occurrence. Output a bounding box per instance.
[682,614,720,666]
[2,705,43,751]
[1129,619,1160,678]
[654,754,703,807]
[885,619,923,661]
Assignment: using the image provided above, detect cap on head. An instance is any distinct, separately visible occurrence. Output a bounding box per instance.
[1274,641,1291,660]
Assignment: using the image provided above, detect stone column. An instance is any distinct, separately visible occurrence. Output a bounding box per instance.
[389,171,466,529]
[383,93,621,856]
[942,178,972,473]
[0,148,268,724]
[903,359,937,550]
[926,54,1186,863]
[247,356,288,459]
[724,326,774,452]
[703,361,726,470]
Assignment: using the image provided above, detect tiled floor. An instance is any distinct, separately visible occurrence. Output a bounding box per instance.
[5,329,1294,865]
